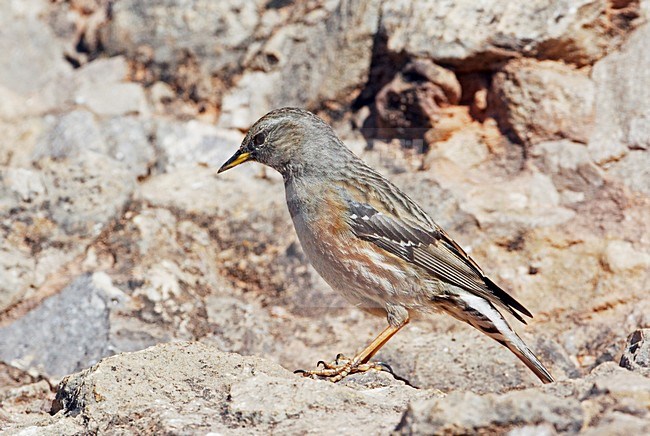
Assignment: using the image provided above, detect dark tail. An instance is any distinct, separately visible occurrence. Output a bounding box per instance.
[484,276,532,324]
[445,292,554,384]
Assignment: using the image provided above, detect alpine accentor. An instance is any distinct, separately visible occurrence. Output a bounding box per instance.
[218,107,554,384]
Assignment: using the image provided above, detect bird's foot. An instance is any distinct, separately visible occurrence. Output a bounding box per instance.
[294,353,392,383]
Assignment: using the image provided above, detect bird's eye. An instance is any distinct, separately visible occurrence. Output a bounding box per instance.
[253,132,266,147]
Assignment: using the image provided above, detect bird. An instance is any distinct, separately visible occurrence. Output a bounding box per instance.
[218,107,554,384]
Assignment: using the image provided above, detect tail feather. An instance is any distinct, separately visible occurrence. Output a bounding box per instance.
[484,276,532,324]
[446,292,554,384]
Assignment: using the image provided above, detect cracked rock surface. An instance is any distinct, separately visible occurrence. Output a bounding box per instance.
[1,0,649,434]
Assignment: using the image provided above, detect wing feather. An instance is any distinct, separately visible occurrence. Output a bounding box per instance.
[346,200,531,323]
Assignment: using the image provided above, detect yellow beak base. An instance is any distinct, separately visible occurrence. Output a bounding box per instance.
[218,151,251,173]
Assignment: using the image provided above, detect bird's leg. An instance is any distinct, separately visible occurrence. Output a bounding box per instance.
[295,317,409,382]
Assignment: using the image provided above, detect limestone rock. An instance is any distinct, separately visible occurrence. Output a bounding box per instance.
[0,275,111,378]
[1,0,650,434]
[49,342,427,434]
[101,0,265,104]
[218,71,282,130]
[424,118,491,169]
[73,58,149,117]
[219,0,382,128]
[396,363,650,435]
[153,119,244,173]
[368,59,461,142]
[0,379,56,430]
[605,149,650,195]
[589,23,650,164]
[0,108,149,313]
[530,140,604,196]
[457,168,575,233]
[620,329,650,375]
[397,390,584,434]
[0,1,70,98]
[39,153,135,237]
[604,240,650,273]
[381,0,643,70]
[490,59,595,146]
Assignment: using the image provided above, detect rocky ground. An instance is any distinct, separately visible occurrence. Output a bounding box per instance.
[1,0,649,434]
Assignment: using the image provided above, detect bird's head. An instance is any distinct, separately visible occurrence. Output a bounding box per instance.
[218,107,345,178]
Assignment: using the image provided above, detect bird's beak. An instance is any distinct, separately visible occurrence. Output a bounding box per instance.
[217,149,251,174]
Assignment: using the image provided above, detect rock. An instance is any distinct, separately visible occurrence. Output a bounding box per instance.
[0,380,55,430]
[620,329,650,375]
[396,389,584,434]
[0,275,111,378]
[72,54,129,84]
[0,362,40,389]
[2,0,650,433]
[32,107,156,177]
[91,206,220,343]
[0,1,76,121]
[588,363,650,418]
[0,1,70,96]
[0,167,47,205]
[153,119,243,172]
[0,134,138,313]
[605,149,650,195]
[338,369,416,390]
[396,363,650,435]
[45,0,111,64]
[376,321,569,394]
[39,152,135,237]
[604,240,650,273]
[149,81,175,103]
[74,67,149,116]
[68,56,150,117]
[380,0,643,70]
[0,118,46,168]
[0,234,37,313]
[101,116,155,177]
[102,0,380,119]
[217,71,282,130]
[101,0,264,104]
[137,166,338,318]
[202,295,275,357]
[530,140,604,195]
[367,59,461,143]
[288,0,381,108]
[30,109,149,230]
[3,417,86,436]
[490,59,595,146]
[423,110,491,169]
[219,0,381,128]
[49,342,427,434]
[455,168,575,234]
[32,110,104,160]
[589,23,650,164]
[26,64,153,172]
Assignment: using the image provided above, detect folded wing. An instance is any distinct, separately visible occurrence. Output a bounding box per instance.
[346,200,532,323]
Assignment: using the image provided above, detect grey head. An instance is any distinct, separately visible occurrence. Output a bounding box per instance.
[218,107,351,178]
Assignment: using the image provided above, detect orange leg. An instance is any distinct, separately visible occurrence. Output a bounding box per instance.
[296,317,410,382]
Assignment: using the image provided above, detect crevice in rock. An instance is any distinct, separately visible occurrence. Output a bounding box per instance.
[352,30,407,111]
[63,53,81,69]
[0,196,137,326]
[455,72,494,120]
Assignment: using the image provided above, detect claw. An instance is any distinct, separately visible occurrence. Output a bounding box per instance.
[295,353,398,383]
[377,362,394,374]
